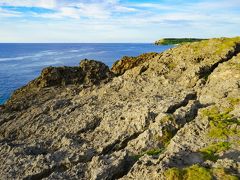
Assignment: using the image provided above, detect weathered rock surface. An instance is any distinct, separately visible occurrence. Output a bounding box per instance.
[0,37,240,180]
[111,52,158,75]
[4,59,114,111]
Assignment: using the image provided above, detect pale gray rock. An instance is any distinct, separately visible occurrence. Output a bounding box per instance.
[1,37,240,179]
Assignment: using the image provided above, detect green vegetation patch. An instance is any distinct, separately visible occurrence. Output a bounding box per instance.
[153,115,178,147]
[132,148,164,161]
[201,107,240,139]
[213,168,239,180]
[228,97,240,107]
[215,37,240,55]
[166,61,177,70]
[155,38,207,45]
[160,128,176,146]
[161,114,176,124]
[165,167,183,180]
[199,142,231,162]
[165,165,212,180]
[145,148,163,156]
[165,165,239,180]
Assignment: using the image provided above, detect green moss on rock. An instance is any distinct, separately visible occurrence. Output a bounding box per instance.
[228,97,240,107]
[199,142,231,162]
[161,115,176,124]
[165,167,183,180]
[132,148,164,160]
[161,128,176,146]
[165,165,212,180]
[145,149,163,156]
[201,107,240,139]
[165,165,238,180]
[153,115,178,147]
[213,168,239,180]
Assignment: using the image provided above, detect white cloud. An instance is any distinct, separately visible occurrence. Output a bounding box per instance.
[72,3,111,19]
[0,0,138,19]
[59,7,81,19]
[0,7,22,17]
[190,0,240,10]
[0,0,57,9]
[131,3,173,10]
[0,0,239,42]
[59,1,137,19]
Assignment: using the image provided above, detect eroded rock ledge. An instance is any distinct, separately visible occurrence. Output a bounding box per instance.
[0,37,240,180]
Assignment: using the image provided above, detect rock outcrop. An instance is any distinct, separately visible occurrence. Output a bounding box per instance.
[111,52,158,75]
[0,37,240,180]
[5,59,114,111]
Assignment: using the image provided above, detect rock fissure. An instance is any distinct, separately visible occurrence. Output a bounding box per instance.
[166,92,197,114]
[198,43,240,80]
[77,117,102,134]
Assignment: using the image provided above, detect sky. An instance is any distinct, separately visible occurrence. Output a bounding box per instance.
[0,0,239,42]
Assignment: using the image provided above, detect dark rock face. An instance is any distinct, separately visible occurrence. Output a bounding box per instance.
[34,59,114,88]
[79,59,114,84]
[0,105,4,112]
[111,52,158,75]
[0,37,240,180]
[36,66,84,87]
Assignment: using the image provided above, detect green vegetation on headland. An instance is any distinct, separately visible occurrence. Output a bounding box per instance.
[155,38,207,45]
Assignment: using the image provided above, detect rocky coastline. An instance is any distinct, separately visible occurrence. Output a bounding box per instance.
[0,37,240,179]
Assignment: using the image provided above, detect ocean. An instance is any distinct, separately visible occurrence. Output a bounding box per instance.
[0,43,173,104]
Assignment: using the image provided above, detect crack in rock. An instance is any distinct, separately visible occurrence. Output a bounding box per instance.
[100,112,158,155]
[77,117,102,134]
[166,92,197,114]
[199,43,240,80]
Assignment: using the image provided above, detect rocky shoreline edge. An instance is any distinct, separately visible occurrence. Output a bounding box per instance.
[0,37,240,179]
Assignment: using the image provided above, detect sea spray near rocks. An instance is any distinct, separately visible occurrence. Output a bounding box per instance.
[0,37,240,179]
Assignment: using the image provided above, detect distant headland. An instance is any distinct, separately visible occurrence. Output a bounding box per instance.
[155,38,207,45]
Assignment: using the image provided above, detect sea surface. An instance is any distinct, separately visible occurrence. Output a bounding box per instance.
[0,43,173,104]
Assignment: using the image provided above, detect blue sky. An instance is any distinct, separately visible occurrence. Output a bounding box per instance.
[0,0,239,42]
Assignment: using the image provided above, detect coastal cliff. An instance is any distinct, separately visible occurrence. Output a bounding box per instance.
[0,37,240,179]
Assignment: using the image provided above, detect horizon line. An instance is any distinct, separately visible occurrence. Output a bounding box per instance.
[0,42,155,44]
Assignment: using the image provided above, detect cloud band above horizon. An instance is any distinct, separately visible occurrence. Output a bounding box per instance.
[0,0,239,42]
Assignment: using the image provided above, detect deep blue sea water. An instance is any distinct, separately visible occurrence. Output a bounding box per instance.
[0,43,173,104]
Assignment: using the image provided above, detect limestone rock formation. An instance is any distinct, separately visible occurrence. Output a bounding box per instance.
[0,37,240,180]
[111,52,158,75]
[4,59,114,111]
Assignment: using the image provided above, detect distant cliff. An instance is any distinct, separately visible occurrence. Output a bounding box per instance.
[155,38,207,45]
[0,37,240,179]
